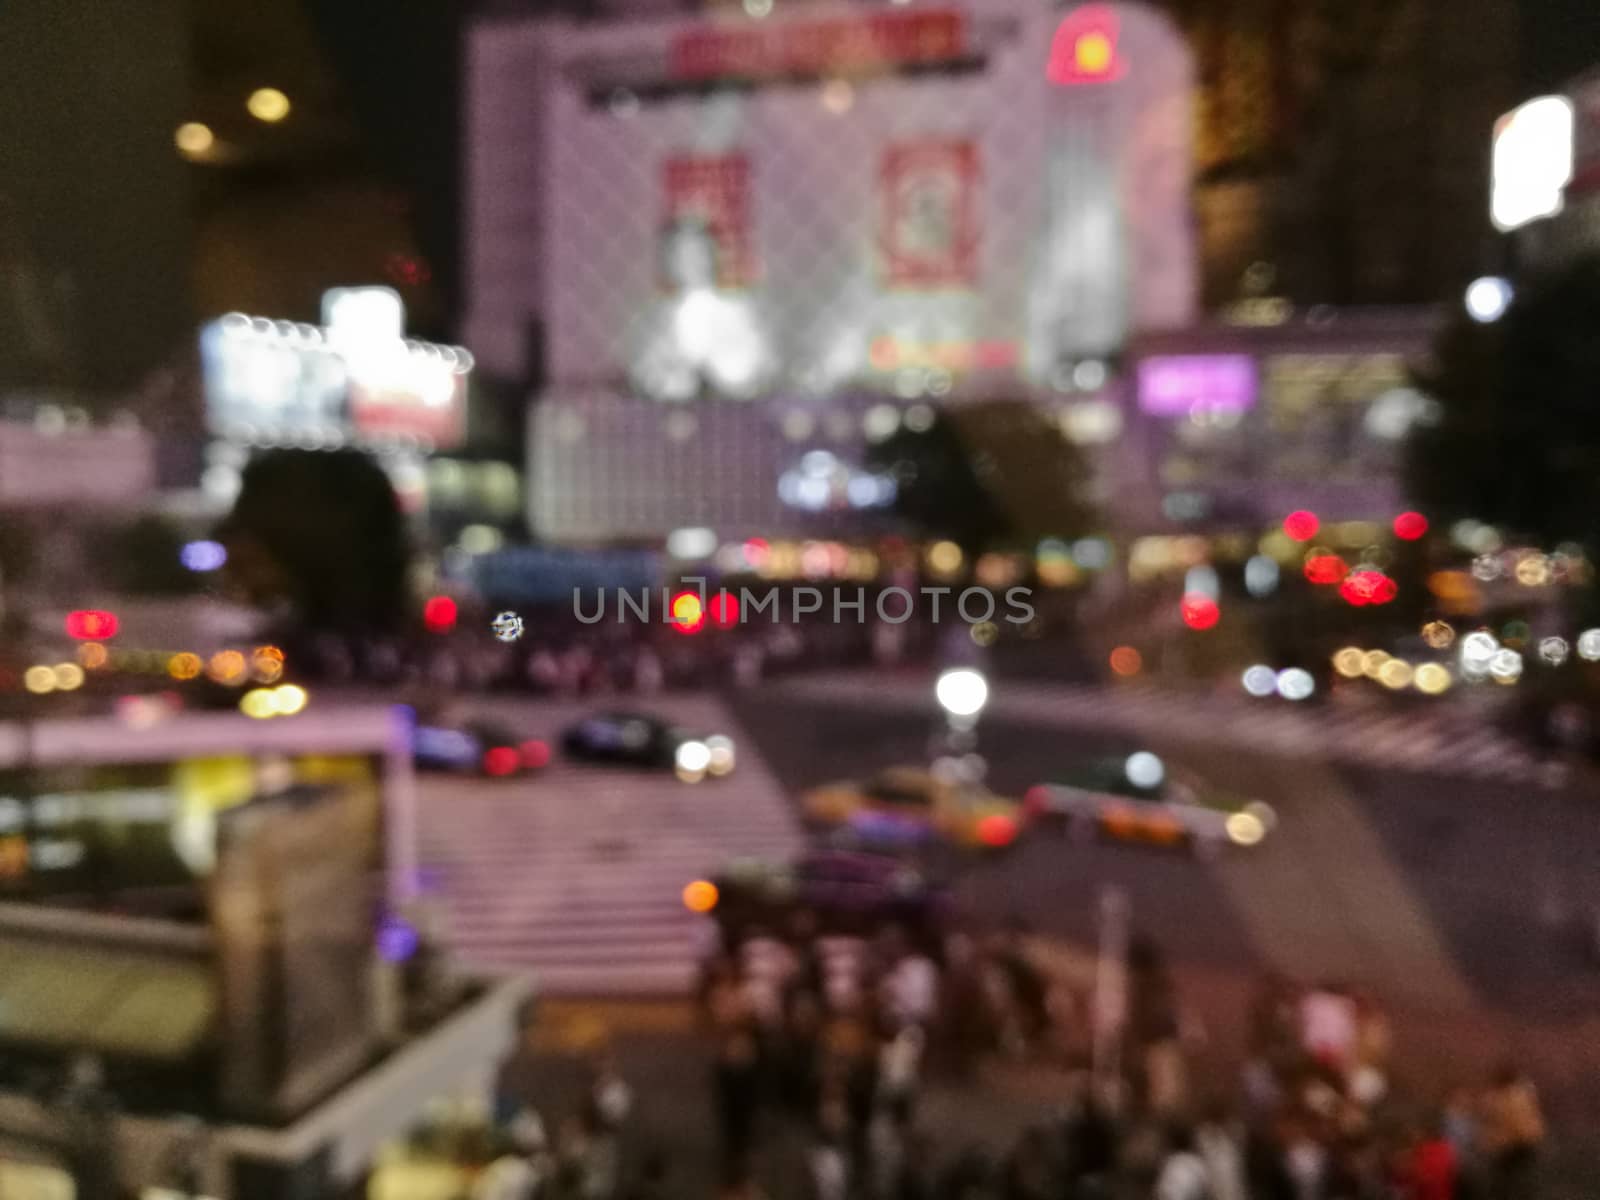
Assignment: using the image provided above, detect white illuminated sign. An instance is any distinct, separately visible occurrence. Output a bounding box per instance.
[1491,95,1575,232]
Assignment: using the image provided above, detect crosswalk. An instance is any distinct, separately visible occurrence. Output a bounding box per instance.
[414,696,803,996]
[775,672,1568,786]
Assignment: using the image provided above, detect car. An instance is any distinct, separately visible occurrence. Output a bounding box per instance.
[690,849,954,944]
[560,710,735,780]
[801,766,1024,851]
[413,717,552,778]
[1023,751,1275,855]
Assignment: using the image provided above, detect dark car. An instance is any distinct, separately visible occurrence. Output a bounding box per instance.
[561,710,735,779]
[413,717,551,778]
[697,849,954,944]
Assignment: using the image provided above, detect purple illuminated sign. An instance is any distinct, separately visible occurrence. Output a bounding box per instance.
[1137,355,1257,416]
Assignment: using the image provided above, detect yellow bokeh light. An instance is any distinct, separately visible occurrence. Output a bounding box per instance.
[1225,811,1267,846]
[247,87,291,123]
[168,652,203,681]
[1074,30,1113,74]
[1361,649,1390,678]
[1332,647,1366,678]
[1377,659,1414,690]
[23,666,55,694]
[175,122,214,155]
[77,642,109,669]
[682,880,719,913]
[271,684,308,715]
[51,663,84,691]
[239,688,277,719]
[208,650,247,685]
[1514,554,1550,587]
[1414,663,1452,695]
[927,540,964,575]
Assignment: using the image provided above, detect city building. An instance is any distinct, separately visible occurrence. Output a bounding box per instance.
[0,705,528,1200]
[468,0,1198,542]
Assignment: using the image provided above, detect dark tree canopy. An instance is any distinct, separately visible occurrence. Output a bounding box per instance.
[868,399,1097,553]
[1407,255,1600,557]
[219,448,411,633]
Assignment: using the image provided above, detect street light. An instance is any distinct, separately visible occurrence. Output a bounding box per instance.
[1464,276,1513,323]
[935,668,989,719]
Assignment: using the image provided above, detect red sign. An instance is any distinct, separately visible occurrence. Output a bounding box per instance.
[1047,4,1128,86]
[671,10,966,82]
[662,155,754,290]
[880,141,980,289]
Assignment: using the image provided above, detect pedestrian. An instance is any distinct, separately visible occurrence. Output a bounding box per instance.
[1154,1126,1211,1200]
[1196,1102,1249,1200]
[1478,1065,1544,1200]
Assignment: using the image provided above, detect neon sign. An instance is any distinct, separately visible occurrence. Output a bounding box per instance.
[1047,5,1128,86]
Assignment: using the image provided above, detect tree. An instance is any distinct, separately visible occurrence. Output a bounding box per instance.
[868,399,1097,554]
[218,448,411,633]
[1406,256,1600,567]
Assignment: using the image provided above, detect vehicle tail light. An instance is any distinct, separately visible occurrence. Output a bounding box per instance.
[483,746,520,776]
[977,814,1018,847]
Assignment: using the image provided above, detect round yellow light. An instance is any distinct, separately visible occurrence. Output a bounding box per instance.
[1074,30,1114,75]
[208,650,247,685]
[168,652,203,681]
[239,688,277,719]
[1414,663,1452,695]
[271,684,308,715]
[927,540,964,575]
[1331,647,1365,678]
[1514,554,1550,587]
[247,87,291,123]
[175,122,214,155]
[51,663,85,691]
[77,642,109,670]
[1225,811,1267,846]
[1361,649,1390,679]
[23,666,55,695]
[1377,659,1414,690]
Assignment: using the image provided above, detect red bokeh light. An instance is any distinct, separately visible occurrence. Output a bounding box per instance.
[742,537,770,567]
[1283,510,1320,542]
[1393,511,1429,541]
[1304,554,1350,585]
[482,746,520,777]
[423,595,457,633]
[708,591,740,628]
[669,591,706,634]
[1023,786,1051,816]
[1047,4,1128,86]
[1340,570,1398,606]
[520,739,551,770]
[976,814,1018,848]
[1108,646,1143,676]
[1180,593,1220,631]
[65,610,119,640]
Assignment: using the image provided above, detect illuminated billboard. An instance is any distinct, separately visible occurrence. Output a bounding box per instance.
[201,287,472,450]
[1137,354,1256,416]
[465,0,1197,398]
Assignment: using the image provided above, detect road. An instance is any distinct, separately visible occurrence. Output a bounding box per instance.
[400,675,1600,1171]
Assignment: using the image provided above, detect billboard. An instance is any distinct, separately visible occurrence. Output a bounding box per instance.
[465,0,1197,397]
[201,288,472,450]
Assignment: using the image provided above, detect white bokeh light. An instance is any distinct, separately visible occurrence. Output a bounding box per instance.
[1275,668,1315,701]
[1241,665,1277,698]
[1125,751,1165,790]
[935,668,989,718]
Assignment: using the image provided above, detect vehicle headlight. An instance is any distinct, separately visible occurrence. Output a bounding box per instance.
[1225,810,1267,846]
[705,734,736,776]
[675,739,712,781]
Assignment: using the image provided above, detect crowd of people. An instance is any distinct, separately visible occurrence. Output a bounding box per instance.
[467,922,1550,1200]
